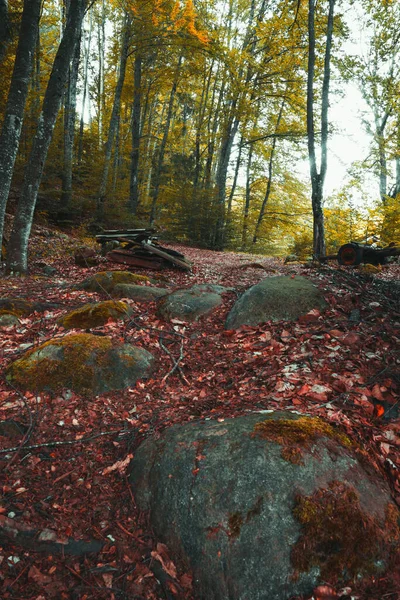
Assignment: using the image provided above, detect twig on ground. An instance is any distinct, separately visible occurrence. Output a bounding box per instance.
[3,384,38,470]
[0,428,124,455]
[159,336,189,385]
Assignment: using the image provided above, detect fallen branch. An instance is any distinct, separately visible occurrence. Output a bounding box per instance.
[159,336,189,385]
[0,428,124,455]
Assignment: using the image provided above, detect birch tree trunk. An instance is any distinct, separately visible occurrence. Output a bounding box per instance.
[97,15,131,219]
[6,0,86,274]
[307,0,335,259]
[0,0,41,252]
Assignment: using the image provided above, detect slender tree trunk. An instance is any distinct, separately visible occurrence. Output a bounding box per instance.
[0,0,11,63]
[61,35,81,210]
[0,0,41,252]
[97,15,131,219]
[227,141,242,219]
[149,54,182,225]
[6,0,86,274]
[97,0,105,147]
[241,145,253,249]
[128,53,142,214]
[213,109,239,249]
[307,0,335,259]
[112,114,120,193]
[253,96,286,244]
[77,8,92,164]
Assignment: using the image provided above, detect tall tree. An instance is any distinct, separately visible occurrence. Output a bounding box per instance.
[0,0,42,252]
[0,0,11,63]
[6,0,87,274]
[307,0,336,259]
[97,13,132,219]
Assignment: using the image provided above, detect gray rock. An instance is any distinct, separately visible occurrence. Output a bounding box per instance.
[113,283,168,302]
[6,333,155,396]
[0,313,20,327]
[190,284,233,294]
[157,287,223,322]
[225,275,327,328]
[129,412,396,600]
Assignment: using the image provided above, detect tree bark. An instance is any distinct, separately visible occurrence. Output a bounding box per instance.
[253,96,286,244]
[77,8,92,165]
[149,54,182,225]
[6,0,86,274]
[0,0,11,63]
[97,14,131,219]
[307,0,335,259]
[128,52,142,215]
[241,144,253,249]
[61,35,81,210]
[0,0,41,252]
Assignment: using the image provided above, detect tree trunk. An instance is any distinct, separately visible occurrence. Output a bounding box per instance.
[61,35,81,210]
[307,0,335,259]
[0,0,41,252]
[6,0,86,274]
[77,8,92,165]
[0,0,11,63]
[253,96,286,244]
[97,14,131,219]
[149,54,182,225]
[241,144,253,249]
[128,52,142,215]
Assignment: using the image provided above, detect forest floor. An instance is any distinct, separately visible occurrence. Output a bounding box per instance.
[0,224,399,600]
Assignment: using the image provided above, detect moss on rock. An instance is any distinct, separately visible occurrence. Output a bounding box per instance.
[58,300,131,329]
[252,416,352,465]
[291,481,400,580]
[78,271,149,293]
[5,333,154,395]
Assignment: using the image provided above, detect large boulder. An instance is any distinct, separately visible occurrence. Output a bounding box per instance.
[76,271,149,294]
[57,300,132,329]
[157,286,223,322]
[112,284,168,302]
[129,412,398,600]
[6,333,154,395]
[225,275,327,328]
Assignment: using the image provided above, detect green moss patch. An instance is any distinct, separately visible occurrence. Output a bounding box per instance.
[252,416,352,465]
[6,333,113,395]
[58,300,131,329]
[78,271,149,293]
[291,481,400,580]
[0,299,34,316]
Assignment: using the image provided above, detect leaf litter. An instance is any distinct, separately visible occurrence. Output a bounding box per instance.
[0,236,399,600]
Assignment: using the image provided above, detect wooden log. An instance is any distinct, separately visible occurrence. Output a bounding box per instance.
[141,241,192,270]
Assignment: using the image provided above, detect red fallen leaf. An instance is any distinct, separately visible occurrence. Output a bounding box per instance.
[223,330,236,337]
[298,309,321,324]
[371,383,384,401]
[151,543,177,579]
[342,332,360,346]
[298,384,311,395]
[28,565,52,585]
[313,584,338,599]
[329,329,344,339]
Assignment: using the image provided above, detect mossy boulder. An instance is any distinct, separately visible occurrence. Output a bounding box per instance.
[6,333,154,395]
[157,286,223,322]
[0,311,20,327]
[112,284,168,302]
[0,298,59,316]
[225,275,327,329]
[57,300,132,329]
[76,271,150,294]
[129,412,398,600]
